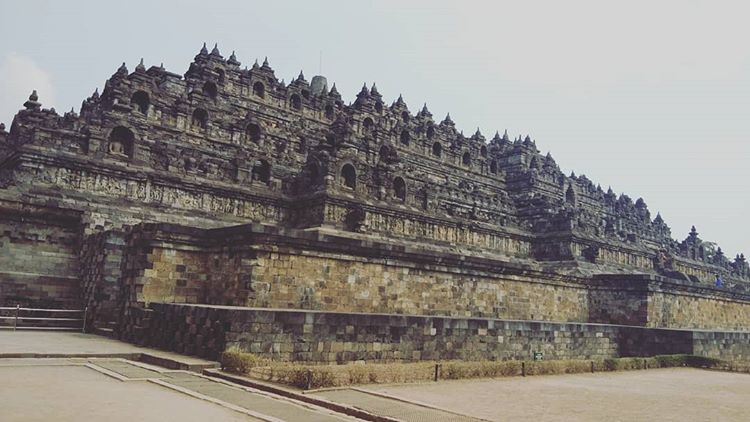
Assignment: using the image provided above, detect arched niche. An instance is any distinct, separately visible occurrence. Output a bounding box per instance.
[192,108,208,129]
[131,91,149,115]
[252,159,271,184]
[393,176,406,201]
[108,126,134,158]
[341,163,356,189]
[252,81,265,98]
[400,130,411,146]
[363,117,374,132]
[246,122,261,143]
[432,142,442,158]
[290,94,302,111]
[203,81,218,99]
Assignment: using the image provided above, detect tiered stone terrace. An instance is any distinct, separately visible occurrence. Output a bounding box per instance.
[0,45,748,362]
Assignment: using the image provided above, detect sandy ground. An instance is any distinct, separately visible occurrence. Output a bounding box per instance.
[367,368,750,422]
[0,365,261,422]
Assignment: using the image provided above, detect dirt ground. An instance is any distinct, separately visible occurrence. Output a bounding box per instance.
[367,367,750,422]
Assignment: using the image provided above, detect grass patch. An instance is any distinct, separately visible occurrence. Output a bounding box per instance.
[220,350,749,390]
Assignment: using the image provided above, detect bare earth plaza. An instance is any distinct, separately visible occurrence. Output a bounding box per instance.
[1,2,749,421]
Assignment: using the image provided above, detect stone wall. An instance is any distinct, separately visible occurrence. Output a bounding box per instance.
[591,274,750,330]
[119,225,208,306]
[122,303,749,363]
[692,331,750,361]
[203,248,252,306]
[320,202,533,258]
[119,304,226,358]
[79,230,126,329]
[122,223,590,321]
[648,289,750,330]
[588,286,648,326]
[18,161,287,233]
[232,250,588,320]
[75,222,750,365]
[105,223,750,332]
[0,200,82,308]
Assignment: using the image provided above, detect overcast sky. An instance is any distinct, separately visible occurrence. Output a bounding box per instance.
[1,1,748,256]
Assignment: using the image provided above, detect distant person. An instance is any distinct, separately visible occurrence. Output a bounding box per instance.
[715,274,724,288]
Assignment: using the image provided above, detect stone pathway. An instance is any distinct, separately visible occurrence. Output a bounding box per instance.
[0,330,215,370]
[315,389,485,422]
[0,362,260,422]
[84,358,361,421]
[1,357,367,421]
[91,358,169,379]
[363,368,750,422]
[0,335,365,422]
[164,371,355,422]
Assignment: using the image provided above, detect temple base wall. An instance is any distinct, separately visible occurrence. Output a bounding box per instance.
[590,275,750,330]
[124,223,590,320]
[79,230,127,329]
[120,303,750,363]
[0,200,82,309]
[120,224,750,332]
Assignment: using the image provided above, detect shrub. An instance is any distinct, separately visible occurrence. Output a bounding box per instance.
[652,354,688,368]
[244,361,437,389]
[684,355,722,368]
[221,347,271,373]
[219,349,745,390]
[442,360,522,379]
[525,359,592,376]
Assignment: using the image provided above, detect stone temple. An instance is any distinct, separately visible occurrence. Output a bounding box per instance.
[1,44,748,362]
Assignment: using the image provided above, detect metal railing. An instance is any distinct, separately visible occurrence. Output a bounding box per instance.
[0,305,87,332]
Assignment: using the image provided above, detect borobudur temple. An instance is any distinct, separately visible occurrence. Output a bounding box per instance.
[1,45,748,362]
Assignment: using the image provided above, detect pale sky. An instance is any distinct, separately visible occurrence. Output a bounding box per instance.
[1,1,748,256]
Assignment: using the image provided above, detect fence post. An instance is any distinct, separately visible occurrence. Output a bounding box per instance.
[591,361,595,373]
[13,304,19,331]
[434,363,442,382]
[522,361,526,377]
[82,306,88,333]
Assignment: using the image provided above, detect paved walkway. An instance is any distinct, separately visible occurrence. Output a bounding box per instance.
[164,371,355,422]
[0,332,364,421]
[363,368,750,422]
[7,332,748,421]
[315,389,483,422]
[0,363,261,422]
[0,331,211,367]
[1,358,362,422]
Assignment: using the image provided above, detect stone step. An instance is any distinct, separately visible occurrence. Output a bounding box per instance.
[94,327,115,337]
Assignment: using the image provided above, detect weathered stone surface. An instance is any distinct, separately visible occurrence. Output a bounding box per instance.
[126,303,750,363]
[79,230,126,329]
[0,47,748,360]
[110,223,750,331]
[0,199,82,309]
[0,48,746,296]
